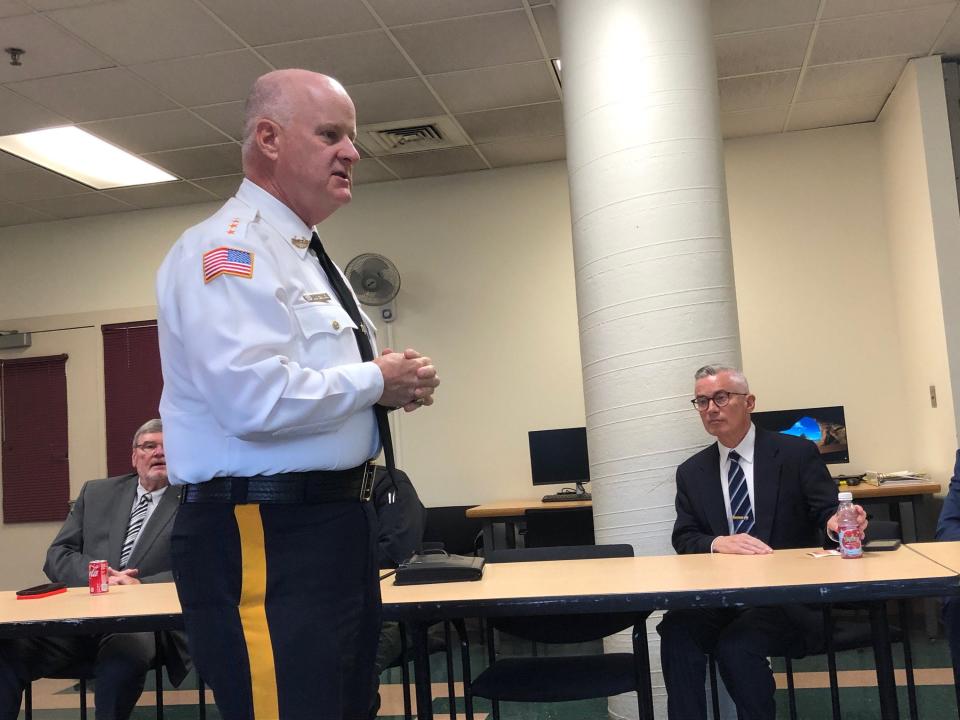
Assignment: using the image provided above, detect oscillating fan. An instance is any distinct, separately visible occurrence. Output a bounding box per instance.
[344,253,401,323]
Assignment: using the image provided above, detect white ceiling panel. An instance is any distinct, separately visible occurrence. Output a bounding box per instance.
[192,102,244,141]
[392,11,542,74]
[0,150,37,173]
[106,180,218,209]
[933,5,960,51]
[822,0,955,20]
[47,0,243,65]
[0,13,112,83]
[191,174,244,199]
[718,70,800,112]
[352,160,398,185]
[531,4,560,58]
[721,107,789,138]
[798,56,908,101]
[346,78,444,125]
[21,192,136,219]
[786,94,888,130]
[712,0,821,35]
[428,61,558,114]
[479,134,565,168]
[0,87,67,134]
[130,50,272,108]
[8,67,177,122]
[81,110,232,154]
[379,146,487,179]
[0,201,52,226]
[0,166,89,202]
[142,143,242,179]
[199,0,378,46]
[24,0,105,9]
[810,4,955,64]
[714,25,813,78]
[259,31,417,85]
[0,0,31,18]
[367,0,521,26]
[456,101,564,143]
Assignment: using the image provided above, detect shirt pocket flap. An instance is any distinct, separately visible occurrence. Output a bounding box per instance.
[292,303,357,338]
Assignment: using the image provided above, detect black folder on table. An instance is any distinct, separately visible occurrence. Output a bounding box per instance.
[394,550,485,585]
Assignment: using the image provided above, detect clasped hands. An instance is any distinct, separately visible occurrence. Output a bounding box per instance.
[374,347,439,413]
[107,567,141,586]
[713,504,869,555]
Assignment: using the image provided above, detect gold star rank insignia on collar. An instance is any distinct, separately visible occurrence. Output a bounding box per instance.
[292,236,310,249]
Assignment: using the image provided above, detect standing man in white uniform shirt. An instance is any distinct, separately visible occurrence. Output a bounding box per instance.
[156,69,439,720]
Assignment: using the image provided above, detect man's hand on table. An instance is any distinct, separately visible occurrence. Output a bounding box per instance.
[711,534,773,555]
[108,567,141,586]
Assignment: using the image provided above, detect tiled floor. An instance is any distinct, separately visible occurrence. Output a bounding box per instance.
[16,615,960,719]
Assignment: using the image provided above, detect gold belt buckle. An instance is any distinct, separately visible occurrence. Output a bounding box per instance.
[359,462,376,502]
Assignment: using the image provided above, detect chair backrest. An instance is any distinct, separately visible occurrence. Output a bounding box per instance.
[488,543,637,643]
[524,506,595,548]
[423,505,484,556]
[864,519,901,542]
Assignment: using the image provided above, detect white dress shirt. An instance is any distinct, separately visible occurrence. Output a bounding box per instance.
[711,423,757,550]
[156,179,383,485]
[126,482,168,556]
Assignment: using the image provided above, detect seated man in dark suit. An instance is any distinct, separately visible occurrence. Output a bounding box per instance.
[935,450,960,670]
[657,365,867,720]
[0,419,189,720]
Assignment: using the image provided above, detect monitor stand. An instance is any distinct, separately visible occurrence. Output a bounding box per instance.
[542,481,592,503]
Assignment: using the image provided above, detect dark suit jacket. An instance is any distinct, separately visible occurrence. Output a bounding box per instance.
[936,450,960,542]
[42,473,189,685]
[672,427,837,555]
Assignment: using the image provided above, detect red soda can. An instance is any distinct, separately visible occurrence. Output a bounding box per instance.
[88,560,108,594]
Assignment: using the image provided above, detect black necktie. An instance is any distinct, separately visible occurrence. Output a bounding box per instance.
[309,232,395,471]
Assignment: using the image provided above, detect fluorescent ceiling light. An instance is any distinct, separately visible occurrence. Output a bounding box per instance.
[552,58,562,85]
[0,126,176,189]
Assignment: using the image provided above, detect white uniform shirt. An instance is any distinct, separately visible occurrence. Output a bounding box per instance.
[717,423,756,535]
[156,179,383,485]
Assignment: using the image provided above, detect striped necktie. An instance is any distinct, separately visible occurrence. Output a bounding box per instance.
[119,493,152,569]
[727,450,755,535]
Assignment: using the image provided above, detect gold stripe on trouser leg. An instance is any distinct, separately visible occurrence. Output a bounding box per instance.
[234,504,280,720]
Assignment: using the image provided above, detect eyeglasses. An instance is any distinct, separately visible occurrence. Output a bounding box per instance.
[690,391,749,411]
[134,441,163,452]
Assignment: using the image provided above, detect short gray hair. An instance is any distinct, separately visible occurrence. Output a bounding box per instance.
[694,365,749,392]
[241,73,295,159]
[132,418,162,448]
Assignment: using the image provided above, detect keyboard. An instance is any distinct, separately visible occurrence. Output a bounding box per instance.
[541,492,591,502]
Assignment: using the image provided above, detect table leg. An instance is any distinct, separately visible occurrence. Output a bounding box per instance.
[411,620,434,720]
[869,602,900,720]
[632,613,654,720]
[481,520,495,554]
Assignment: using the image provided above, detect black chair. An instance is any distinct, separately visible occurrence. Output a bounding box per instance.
[462,544,650,720]
[524,506,595,548]
[423,505,484,556]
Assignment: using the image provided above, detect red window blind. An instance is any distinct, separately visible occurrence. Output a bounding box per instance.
[1,354,70,523]
[102,321,162,477]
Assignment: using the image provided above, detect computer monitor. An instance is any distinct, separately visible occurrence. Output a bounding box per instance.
[528,426,591,495]
[751,405,849,464]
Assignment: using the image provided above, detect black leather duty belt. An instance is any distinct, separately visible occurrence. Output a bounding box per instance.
[180,462,377,505]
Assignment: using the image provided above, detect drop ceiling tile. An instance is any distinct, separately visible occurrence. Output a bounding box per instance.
[192,102,244,141]
[131,51,272,108]
[352,159,398,185]
[0,202,52,226]
[822,0,955,20]
[714,25,813,78]
[718,70,800,112]
[0,0,32,17]
[142,144,242,179]
[0,166,89,202]
[0,13,112,83]
[712,0,821,35]
[934,5,960,52]
[8,67,177,122]
[720,106,788,138]
[428,61,558,114]
[456,101,564,143]
[368,0,520,26]
[0,88,67,134]
[531,5,560,58]
[21,192,136,219]
[191,174,243,199]
[392,11,542,74]
[82,111,232,154]
[810,4,955,64]
[0,150,38,173]
[786,94,888,130]
[379,146,487,178]
[107,180,218,209]
[479,134,565,167]
[798,56,907,101]
[259,31,417,85]
[47,0,243,65]
[199,0,378,45]
[346,78,443,125]
[24,0,104,9]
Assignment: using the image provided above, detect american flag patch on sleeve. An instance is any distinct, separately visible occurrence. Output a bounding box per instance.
[203,247,254,283]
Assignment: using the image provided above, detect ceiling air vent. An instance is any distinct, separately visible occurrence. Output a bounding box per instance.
[357,116,468,157]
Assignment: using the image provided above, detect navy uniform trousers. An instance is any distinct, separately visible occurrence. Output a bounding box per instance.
[171,499,381,720]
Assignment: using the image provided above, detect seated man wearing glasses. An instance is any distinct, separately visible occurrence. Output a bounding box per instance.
[0,419,189,720]
[657,365,867,720]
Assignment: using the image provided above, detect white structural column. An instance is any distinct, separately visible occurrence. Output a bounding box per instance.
[556,1,741,717]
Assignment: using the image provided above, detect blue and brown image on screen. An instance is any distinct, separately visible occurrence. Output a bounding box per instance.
[751,406,849,464]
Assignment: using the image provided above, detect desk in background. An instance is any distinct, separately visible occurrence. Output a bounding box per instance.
[466,498,592,550]
[849,481,941,540]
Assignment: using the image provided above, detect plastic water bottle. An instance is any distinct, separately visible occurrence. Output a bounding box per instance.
[836,491,863,559]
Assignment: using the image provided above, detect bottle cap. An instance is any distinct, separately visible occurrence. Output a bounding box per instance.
[837,491,853,502]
